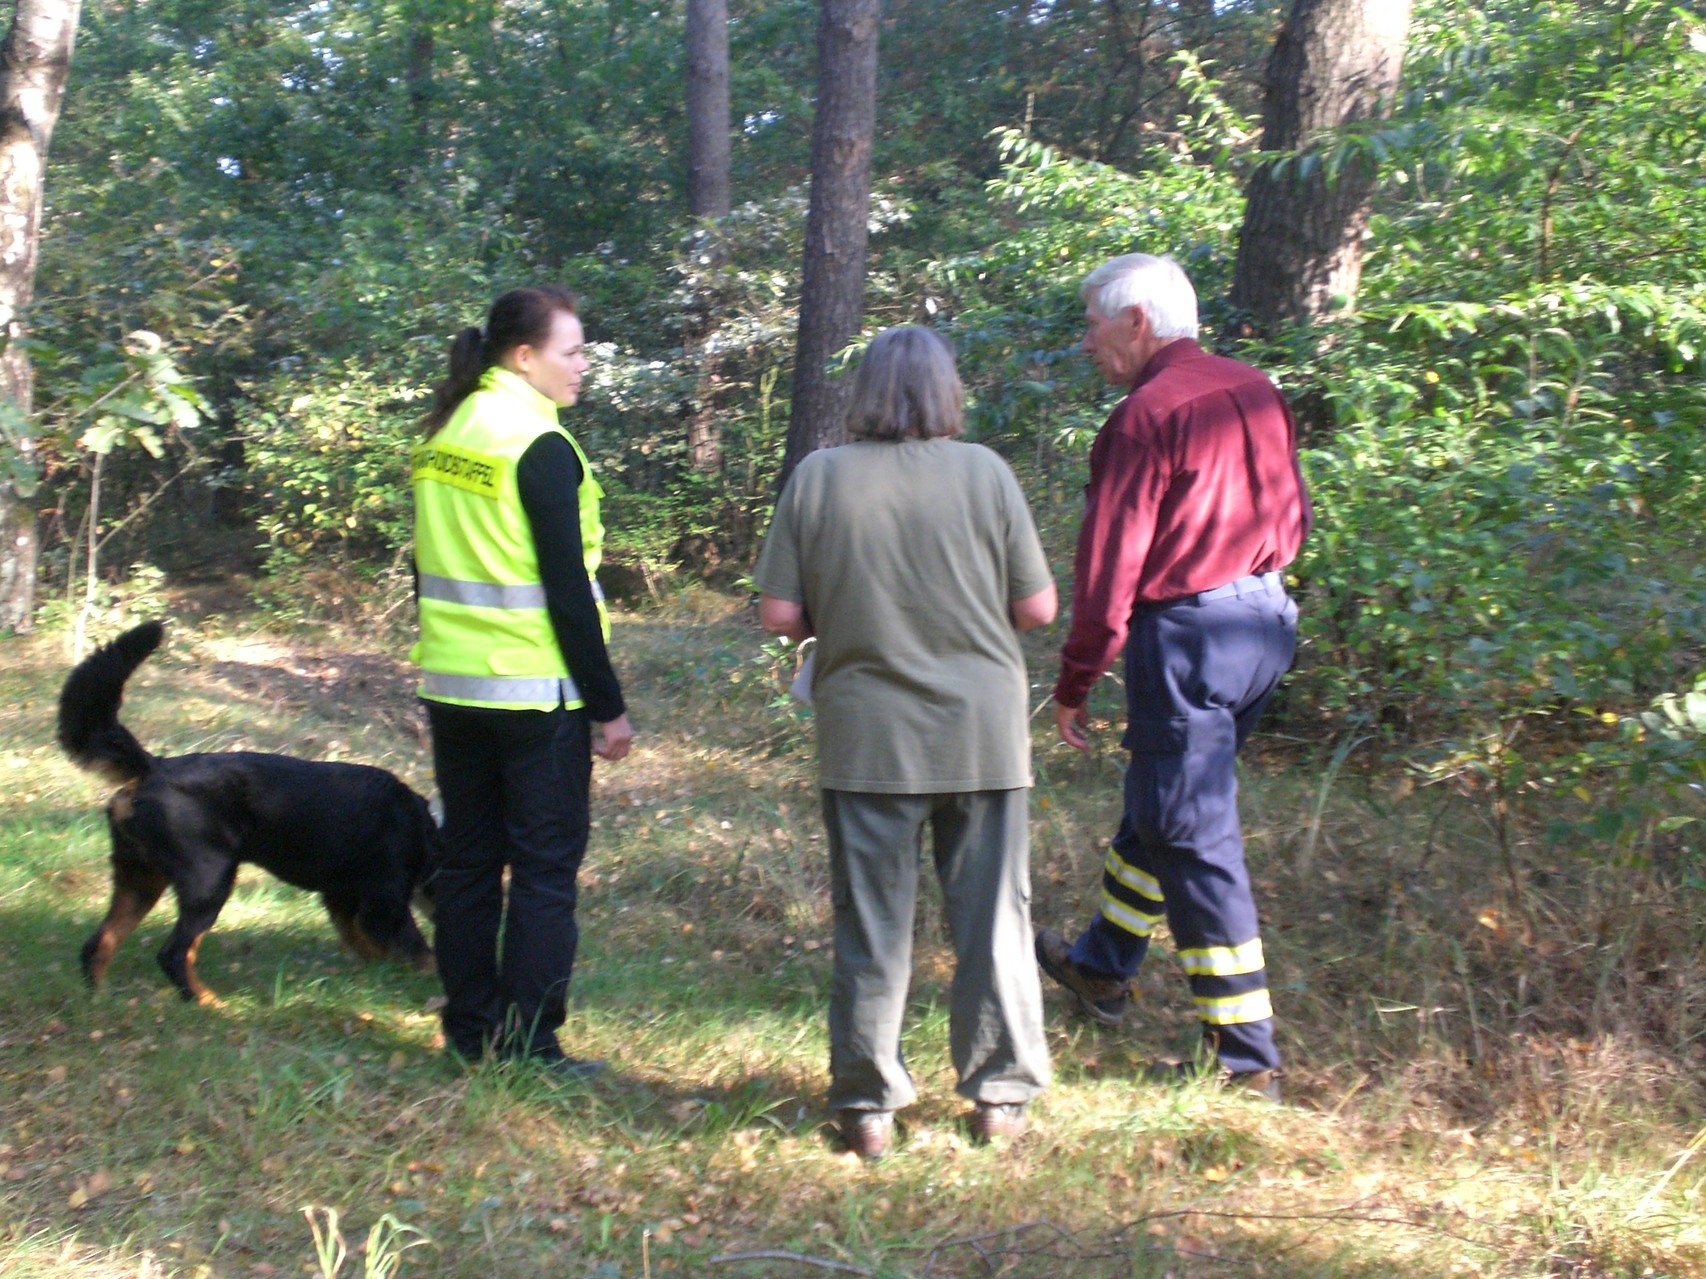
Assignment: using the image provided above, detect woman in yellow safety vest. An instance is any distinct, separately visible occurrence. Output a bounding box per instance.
[413,285,632,1076]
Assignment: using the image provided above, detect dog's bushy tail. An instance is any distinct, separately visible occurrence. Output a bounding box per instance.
[57,620,164,785]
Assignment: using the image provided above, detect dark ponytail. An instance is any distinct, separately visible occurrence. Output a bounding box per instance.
[421,286,580,435]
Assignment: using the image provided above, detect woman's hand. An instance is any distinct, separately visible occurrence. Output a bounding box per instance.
[758,594,813,643]
[594,713,633,761]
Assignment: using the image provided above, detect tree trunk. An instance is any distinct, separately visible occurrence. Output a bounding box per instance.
[686,0,731,219]
[0,0,82,633]
[406,23,434,151]
[780,0,879,489]
[684,0,731,477]
[1229,0,1412,331]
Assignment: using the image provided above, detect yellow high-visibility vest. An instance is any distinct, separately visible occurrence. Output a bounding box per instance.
[410,367,607,711]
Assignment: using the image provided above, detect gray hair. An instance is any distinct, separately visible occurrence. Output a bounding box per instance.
[844,326,964,442]
[1079,253,1199,340]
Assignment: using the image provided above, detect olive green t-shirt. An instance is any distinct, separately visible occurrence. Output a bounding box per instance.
[755,438,1053,793]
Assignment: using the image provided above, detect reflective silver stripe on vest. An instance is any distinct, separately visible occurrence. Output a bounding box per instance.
[419,671,583,705]
[420,572,604,608]
[419,573,545,609]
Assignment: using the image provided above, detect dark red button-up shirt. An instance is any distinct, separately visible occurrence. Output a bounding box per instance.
[1053,339,1311,709]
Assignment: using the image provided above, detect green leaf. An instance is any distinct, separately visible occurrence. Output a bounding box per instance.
[81,420,126,455]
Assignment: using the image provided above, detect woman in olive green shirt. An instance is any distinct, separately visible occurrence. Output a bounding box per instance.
[757,325,1056,1159]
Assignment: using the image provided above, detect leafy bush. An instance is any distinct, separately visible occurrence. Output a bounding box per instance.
[924,11,1706,861]
[243,362,427,579]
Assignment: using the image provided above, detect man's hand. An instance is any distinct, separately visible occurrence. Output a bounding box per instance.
[1055,701,1090,752]
[594,713,633,761]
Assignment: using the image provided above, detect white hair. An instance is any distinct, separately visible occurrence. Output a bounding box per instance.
[1079,253,1199,340]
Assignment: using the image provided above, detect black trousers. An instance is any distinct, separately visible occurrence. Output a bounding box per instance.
[425,700,593,1061]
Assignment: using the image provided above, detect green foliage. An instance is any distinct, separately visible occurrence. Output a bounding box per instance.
[32,560,172,637]
[26,330,208,639]
[1275,0,1706,848]
[18,0,1706,863]
[27,0,1293,597]
[56,330,205,461]
[876,0,1279,175]
[244,363,426,573]
[0,393,40,498]
[914,2,1706,863]
[1297,304,1706,725]
[942,124,1249,454]
[1386,0,1706,295]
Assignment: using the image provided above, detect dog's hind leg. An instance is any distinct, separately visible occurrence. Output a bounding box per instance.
[324,897,389,962]
[157,864,238,1006]
[81,824,169,989]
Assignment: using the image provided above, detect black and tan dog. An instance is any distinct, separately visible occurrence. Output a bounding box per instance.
[59,620,439,1004]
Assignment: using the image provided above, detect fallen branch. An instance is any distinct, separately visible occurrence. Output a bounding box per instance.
[707,1250,876,1276]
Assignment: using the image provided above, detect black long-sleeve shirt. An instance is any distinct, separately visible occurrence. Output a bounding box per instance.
[515,433,626,723]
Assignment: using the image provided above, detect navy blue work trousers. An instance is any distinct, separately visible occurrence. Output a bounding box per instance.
[426,700,593,1062]
[1068,576,1297,1075]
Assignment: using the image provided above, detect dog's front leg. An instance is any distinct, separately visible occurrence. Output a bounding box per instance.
[157,871,236,1006]
[156,927,227,1008]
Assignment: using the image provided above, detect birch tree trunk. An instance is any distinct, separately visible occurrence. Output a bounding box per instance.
[0,0,82,632]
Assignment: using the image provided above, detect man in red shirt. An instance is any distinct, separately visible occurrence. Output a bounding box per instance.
[1035,253,1310,1098]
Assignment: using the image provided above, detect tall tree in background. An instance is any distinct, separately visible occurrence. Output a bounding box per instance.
[780,0,879,488]
[0,0,81,632]
[684,0,732,478]
[687,0,731,218]
[1230,0,1413,331]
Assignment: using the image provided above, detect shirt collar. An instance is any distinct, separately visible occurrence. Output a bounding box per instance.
[1131,338,1204,392]
[483,366,561,420]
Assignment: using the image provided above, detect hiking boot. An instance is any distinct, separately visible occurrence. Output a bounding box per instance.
[838,1109,894,1162]
[1229,1069,1282,1103]
[1149,1059,1282,1103]
[1034,928,1132,1027]
[501,1047,608,1081]
[968,1102,1028,1145]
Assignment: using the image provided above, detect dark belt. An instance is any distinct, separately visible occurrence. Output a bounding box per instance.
[1176,570,1284,607]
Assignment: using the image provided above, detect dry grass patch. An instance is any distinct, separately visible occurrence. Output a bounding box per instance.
[1,602,1703,1278]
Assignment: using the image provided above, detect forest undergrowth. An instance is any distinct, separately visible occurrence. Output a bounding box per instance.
[0,592,1702,1279]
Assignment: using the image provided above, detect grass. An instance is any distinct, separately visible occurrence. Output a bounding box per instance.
[1,595,1703,1278]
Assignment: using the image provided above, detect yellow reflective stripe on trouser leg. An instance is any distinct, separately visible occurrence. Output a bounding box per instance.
[1103,846,1162,900]
[1178,938,1266,977]
[1099,846,1164,938]
[1193,988,1274,1026]
[1100,897,1163,938]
